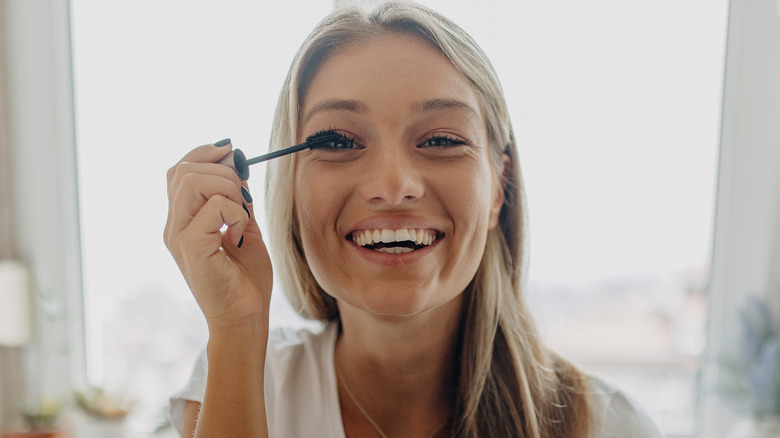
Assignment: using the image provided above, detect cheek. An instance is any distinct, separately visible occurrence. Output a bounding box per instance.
[294,180,328,240]
[294,169,319,254]
[444,165,495,224]
[293,165,348,260]
[293,189,333,285]
[295,162,327,220]
[292,192,354,298]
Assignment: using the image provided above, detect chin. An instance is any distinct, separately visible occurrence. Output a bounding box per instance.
[338,286,463,320]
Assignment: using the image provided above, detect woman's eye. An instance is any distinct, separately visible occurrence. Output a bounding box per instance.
[422,135,466,148]
[325,136,357,149]
[307,129,359,151]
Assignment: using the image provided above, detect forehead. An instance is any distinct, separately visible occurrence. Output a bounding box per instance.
[300,33,483,121]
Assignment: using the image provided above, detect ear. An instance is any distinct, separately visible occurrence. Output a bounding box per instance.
[488,152,510,229]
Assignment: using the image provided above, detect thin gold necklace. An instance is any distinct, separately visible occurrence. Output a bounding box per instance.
[335,356,449,438]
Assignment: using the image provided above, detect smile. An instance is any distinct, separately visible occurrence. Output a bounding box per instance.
[349,229,439,254]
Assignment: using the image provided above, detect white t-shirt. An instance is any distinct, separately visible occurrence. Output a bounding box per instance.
[170,323,664,437]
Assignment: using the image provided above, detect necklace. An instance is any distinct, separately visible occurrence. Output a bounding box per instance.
[335,356,449,438]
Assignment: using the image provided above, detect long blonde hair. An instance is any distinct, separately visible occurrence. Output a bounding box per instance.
[265,3,591,437]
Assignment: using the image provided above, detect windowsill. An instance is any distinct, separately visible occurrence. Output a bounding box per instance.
[693,395,740,438]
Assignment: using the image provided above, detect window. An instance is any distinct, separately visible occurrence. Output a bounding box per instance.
[69,1,332,432]
[70,1,728,435]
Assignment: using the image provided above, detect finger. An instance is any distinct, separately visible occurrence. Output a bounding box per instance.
[240,182,257,220]
[167,161,243,202]
[176,195,248,259]
[165,163,245,247]
[165,140,238,245]
[219,181,265,254]
[221,210,272,294]
[168,172,248,237]
[165,161,243,238]
[166,140,234,185]
[168,162,244,207]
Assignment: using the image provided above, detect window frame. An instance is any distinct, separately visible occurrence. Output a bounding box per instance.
[2,0,87,403]
[696,0,780,435]
[5,0,779,436]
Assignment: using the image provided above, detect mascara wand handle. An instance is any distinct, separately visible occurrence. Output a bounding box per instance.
[244,141,309,166]
[216,149,250,181]
[217,140,312,180]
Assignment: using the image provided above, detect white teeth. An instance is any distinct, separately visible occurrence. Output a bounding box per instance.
[381,229,394,243]
[377,247,413,254]
[351,228,438,250]
[395,229,410,241]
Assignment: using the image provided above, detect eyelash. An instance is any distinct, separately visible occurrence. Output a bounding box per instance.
[307,129,468,151]
[309,129,359,151]
[421,134,467,148]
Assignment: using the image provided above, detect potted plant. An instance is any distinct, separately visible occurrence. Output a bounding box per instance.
[718,295,780,438]
[72,386,133,438]
[0,400,65,438]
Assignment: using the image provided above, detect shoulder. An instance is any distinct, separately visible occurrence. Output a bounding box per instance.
[585,375,664,438]
[268,321,333,357]
[169,322,341,437]
[265,322,344,437]
[265,321,335,380]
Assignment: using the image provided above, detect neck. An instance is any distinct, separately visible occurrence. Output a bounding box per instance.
[335,295,463,437]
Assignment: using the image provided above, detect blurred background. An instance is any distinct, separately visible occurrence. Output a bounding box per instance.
[1,0,779,437]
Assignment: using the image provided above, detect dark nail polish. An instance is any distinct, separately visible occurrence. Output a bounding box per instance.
[243,203,250,218]
[214,138,231,147]
[238,235,244,248]
[241,186,253,203]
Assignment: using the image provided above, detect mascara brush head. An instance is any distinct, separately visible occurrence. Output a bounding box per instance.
[304,129,344,148]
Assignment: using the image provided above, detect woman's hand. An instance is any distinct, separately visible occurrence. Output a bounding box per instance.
[164,141,273,331]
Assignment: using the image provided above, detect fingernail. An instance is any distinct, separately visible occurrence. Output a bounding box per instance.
[214,138,231,147]
[238,235,244,248]
[241,186,253,203]
[242,203,250,218]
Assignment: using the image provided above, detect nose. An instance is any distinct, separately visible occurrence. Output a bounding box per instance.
[358,144,425,206]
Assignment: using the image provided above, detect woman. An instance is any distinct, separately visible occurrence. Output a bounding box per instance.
[165,3,663,437]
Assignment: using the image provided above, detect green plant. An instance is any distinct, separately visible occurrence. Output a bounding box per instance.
[73,387,133,419]
[16,400,61,431]
[718,295,780,418]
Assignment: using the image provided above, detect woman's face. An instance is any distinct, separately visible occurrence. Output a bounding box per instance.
[294,33,504,317]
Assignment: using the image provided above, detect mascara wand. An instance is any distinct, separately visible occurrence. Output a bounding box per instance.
[217,130,343,181]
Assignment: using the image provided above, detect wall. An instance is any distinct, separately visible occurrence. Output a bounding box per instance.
[0,0,85,431]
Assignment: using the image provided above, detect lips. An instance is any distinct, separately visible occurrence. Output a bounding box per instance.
[349,228,439,254]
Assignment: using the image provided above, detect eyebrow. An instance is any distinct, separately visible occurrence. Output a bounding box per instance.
[301,97,479,125]
[301,99,369,125]
[413,98,479,116]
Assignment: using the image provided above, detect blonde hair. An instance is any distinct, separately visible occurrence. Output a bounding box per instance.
[265,3,591,437]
